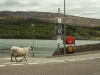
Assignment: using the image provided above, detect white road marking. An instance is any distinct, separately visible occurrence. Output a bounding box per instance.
[67,59,76,61]
[22,61,32,63]
[4,58,11,59]
[28,63,40,64]
[49,60,60,62]
[41,60,46,61]
[4,62,17,64]
[11,64,24,66]
[93,72,100,75]
[22,62,27,63]
[97,57,100,58]
[35,61,42,63]
[63,59,69,60]
[43,62,51,63]
[79,59,87,61]
[0,65,6,67]
[27,61,32,62]
[88,58,95,59]
[55,60,65,62]
[4,58,22,59]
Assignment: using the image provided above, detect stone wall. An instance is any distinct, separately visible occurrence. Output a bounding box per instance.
[52,43,100,56]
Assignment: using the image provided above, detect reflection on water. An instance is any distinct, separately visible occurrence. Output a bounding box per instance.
[0,39,100,57]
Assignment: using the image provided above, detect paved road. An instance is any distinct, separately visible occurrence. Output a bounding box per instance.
[0,52,100,75]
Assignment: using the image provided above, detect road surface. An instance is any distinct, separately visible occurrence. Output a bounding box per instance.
[0,51,100,75]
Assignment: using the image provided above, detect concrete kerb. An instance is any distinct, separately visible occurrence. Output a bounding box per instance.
[47,50,100,58]
[66,50,100,56]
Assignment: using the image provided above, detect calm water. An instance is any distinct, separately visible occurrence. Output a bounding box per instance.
[0,39,100,57]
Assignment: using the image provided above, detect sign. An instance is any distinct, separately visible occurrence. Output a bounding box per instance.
[54,25,62,35]
[57,18,62,23]
[57,28,62,34]
[57,35,61,43]
[66,36,74,44]
[54,25,58,35]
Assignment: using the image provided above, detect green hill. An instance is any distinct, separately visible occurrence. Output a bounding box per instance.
[0,14,100,40]
[0,14,54,39]
[1,11,100,27]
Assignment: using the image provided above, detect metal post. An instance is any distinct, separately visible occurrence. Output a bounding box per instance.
[58,8,60,55]
[33,27,34,48]
[31,24,35,57]
[64,0,66,55]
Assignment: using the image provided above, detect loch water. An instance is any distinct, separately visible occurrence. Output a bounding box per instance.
[0,39,100,57]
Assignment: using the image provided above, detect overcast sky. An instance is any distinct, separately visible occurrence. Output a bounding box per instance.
[0,0,100,19]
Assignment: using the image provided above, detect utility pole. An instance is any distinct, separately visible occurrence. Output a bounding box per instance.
[31,24,35,57]
[57,8,61,55]
[64,0,66,55]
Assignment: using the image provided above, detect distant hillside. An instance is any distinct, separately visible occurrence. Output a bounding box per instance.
[0,13,100,39]
[0,11,100,27]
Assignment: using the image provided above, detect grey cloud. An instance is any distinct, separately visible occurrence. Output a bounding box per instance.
[0,0,100,19]
[1,0,40,7]
[64,0,100,19]
[2,0,19,6]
